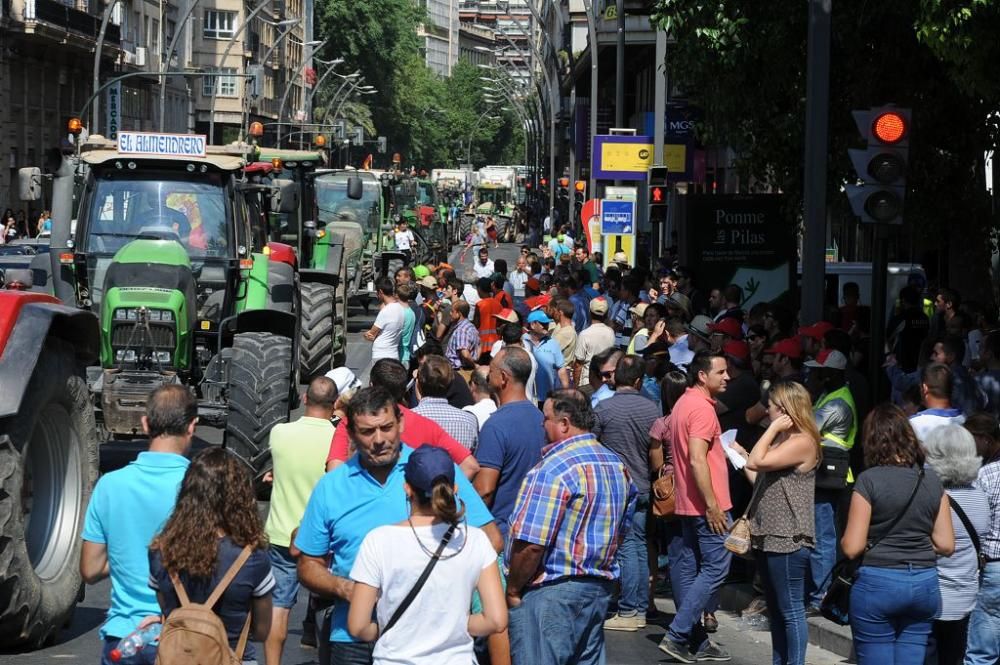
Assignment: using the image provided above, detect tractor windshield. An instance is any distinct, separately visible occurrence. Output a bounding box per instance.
[417,182,436,205]
[81,173,232,258]
[315,176,380,231]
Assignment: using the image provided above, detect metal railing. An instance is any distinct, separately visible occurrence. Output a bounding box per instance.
[23,0,121,42]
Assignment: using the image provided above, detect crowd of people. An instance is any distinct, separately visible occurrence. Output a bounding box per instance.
[78,231,1000,665]
[1,208,50,242]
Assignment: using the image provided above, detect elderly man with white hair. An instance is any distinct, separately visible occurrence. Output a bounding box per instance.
[922,424,990,665]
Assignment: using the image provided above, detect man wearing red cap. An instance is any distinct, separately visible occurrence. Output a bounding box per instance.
[798,321,834,360]
[707,317,743,353]
[746,338,806,427]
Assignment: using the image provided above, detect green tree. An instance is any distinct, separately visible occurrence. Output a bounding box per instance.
[652,0,1000,297]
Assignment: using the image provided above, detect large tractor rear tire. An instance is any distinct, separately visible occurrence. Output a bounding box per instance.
[334,257,348,368]
[0,340,99,648]
[298,282,335,380]
[226,332,293,474]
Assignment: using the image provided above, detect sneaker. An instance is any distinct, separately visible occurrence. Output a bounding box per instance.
[636,612,647,628]
[603,613,641,631]
[694,641,732,661]
[300,630,317,649]
[658,637,697,663]
[703,612,718,633]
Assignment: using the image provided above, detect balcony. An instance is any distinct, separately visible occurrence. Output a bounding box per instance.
[20,0,121,44]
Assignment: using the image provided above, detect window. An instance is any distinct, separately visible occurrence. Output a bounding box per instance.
[202,68,238,97]
[203,10,236,39]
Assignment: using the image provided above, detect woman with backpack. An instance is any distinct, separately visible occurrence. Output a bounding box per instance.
[347,445,506,664]
[148,447,274,664]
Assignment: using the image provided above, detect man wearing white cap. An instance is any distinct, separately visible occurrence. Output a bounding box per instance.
[803,348,857,614]
[574,297,616,387]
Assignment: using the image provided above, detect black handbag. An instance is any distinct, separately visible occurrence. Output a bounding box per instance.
[815,445,851,491]
[819,468,924,625]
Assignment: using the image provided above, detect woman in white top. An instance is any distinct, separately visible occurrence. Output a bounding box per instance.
[348,446,507,664]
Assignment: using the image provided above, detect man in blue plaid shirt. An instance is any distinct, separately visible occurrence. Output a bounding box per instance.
[505,389,636,665]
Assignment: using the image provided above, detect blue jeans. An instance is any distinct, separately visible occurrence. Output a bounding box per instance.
[808,497,837,607]
[759,548,811,665]
[849,565,940,665]
[101,638,157,665]
[509,577,613,665]
[617,500,649,616]
[965,561,1000,664]
[666,514,732,652]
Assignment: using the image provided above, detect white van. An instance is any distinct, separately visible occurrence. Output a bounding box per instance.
[799,262,926,322]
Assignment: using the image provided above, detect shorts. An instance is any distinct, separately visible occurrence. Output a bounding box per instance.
[268,545,300,609]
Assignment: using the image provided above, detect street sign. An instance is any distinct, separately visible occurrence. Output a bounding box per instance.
[601,199,634,235]
[105,81,121,140]
[117,132,207,158]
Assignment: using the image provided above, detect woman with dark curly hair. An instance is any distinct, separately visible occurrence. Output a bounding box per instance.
[841,404,954,664]
[148,448,274,663]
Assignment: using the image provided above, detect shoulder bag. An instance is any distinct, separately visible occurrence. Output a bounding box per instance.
[949,495,986,572]
[819,468,924,625]
[651,465,676,519]
[380,522,458,637]
[724,475,767,556]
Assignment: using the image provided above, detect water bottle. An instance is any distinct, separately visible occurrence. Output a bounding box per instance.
[109,623,161,662]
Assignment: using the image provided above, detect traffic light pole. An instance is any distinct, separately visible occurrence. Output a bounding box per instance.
[800,0,831,325]
[869,224,890,398]
[652,29,667,262]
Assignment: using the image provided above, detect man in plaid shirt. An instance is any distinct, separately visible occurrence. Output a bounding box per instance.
[505,389,636,665]
[444,299,480,371]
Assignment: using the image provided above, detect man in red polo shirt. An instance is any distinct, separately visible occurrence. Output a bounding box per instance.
[658,351,733,663]
[325,359,479,479]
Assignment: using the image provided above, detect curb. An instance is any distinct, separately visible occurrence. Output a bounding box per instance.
[716,582,854,660]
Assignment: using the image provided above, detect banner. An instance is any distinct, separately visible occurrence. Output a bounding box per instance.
[592,134,688,181]
[681,194,794,309]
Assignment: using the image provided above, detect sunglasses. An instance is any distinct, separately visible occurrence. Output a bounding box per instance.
[600,370,615,379]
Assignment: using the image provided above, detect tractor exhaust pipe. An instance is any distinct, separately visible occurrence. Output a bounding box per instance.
[49,152,77,303]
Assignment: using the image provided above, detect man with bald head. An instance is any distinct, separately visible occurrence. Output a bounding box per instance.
[475,346,546,543]
[264,375,339,661]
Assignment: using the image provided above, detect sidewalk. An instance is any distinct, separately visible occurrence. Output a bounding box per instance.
[715,582,854,661]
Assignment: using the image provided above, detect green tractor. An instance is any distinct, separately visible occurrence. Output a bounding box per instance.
[392,175,448,265]
[24,134,300,478]
[252,149,350,375]
[313,169,406,311]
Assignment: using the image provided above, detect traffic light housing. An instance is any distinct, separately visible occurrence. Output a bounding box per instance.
[377,136,387,154]
[846,106,910,224]
[647,165,668,223]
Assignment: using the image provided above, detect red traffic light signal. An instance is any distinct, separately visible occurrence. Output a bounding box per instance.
[650,185,666,203]
[872,111,907,144]
[540,177,548,187]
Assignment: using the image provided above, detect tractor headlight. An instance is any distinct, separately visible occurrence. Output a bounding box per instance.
[126,309,138,321]
[114,308,130,321]
[148,309,161,321]
[161,310,173,322]
[115,349,137,362]
[154,351,171,364]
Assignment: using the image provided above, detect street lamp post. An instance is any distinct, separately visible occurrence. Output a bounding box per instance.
[465,108,500,166]
[241,30,319,139]
[208,0,276,143]
[274,42,331,145]
[92,0,125,133]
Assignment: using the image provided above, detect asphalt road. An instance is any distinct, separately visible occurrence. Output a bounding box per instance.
[0,242,846,664]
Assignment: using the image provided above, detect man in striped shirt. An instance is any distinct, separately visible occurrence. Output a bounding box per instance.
[505,390,636,665]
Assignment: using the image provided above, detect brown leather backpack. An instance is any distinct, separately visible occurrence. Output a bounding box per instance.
[155,546,253,665]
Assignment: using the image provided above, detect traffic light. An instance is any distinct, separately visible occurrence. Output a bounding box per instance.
[377,136,387,154]
[846,106,911,225]
[574,180,586,201]
[557,177,569,199]
[648,182,668,224]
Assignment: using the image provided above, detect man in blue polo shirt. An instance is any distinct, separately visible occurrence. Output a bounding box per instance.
[523,309,570,403]
[80,385,195,665]
[296,386,501,664]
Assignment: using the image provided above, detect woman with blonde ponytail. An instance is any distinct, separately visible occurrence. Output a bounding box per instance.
[348,446,507,663]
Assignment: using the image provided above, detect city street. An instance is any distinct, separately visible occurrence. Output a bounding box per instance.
[0,241,846,665]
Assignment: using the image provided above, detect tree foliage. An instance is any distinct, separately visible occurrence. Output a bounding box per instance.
[313,0,522,169]
[651,0,1000,295]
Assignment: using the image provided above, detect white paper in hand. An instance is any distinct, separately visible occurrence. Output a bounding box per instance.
[720,429,746,469]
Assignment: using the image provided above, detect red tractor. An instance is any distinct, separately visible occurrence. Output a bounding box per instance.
[0,291,100,647]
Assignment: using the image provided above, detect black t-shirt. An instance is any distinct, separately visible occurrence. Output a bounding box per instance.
[853,465,943,569]
[149,537,274,659]
[887,307,929,372]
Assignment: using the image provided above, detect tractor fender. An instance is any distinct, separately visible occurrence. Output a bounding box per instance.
[319,231,345,275]
[265,241,297,268]
[0,293,100,417]
[298,269,339,289]
[232,308,297,343]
